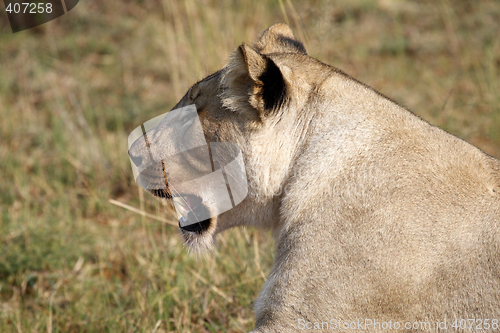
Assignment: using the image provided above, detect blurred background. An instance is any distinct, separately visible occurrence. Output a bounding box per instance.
[0,0,499,332]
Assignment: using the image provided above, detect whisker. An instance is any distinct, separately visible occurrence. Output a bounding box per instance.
[169,184,197,214]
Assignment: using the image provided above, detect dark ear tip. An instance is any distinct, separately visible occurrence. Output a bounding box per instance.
[238,43,249,57]
[254,23,306,55]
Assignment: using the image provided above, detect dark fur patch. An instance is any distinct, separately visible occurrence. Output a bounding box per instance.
[276,35,307,55]
[258,57,288,113]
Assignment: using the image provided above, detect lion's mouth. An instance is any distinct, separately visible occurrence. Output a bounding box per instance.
[178,216,211,233]
[149,190,212,234]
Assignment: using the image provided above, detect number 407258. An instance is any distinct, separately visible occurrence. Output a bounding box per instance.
[5,2,53,14]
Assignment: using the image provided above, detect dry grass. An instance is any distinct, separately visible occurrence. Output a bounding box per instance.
[0,0,499,332]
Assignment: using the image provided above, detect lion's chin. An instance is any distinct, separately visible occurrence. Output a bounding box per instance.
[147,189,218,252]
[179,220,217,253]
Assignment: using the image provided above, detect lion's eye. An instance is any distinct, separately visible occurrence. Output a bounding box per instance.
[189,87,200,101]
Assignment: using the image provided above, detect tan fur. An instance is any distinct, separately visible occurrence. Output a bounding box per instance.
[131,24,500,332]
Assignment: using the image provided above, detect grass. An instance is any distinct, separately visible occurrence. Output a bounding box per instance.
[0,0,499,332]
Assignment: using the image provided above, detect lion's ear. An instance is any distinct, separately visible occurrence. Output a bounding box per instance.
[239,43,268,82]
[254,23,307,55]
[222,43,290,119]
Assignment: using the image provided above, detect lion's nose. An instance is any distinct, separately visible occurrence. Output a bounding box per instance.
[179,217,211,234]
[129,151,143,167]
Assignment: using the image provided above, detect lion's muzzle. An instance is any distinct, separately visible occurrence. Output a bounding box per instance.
[127,104,248,232]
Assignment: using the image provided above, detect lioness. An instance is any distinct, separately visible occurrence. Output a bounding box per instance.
[129,24,500,332]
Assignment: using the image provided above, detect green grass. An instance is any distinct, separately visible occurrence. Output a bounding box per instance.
[1,0,499,332]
